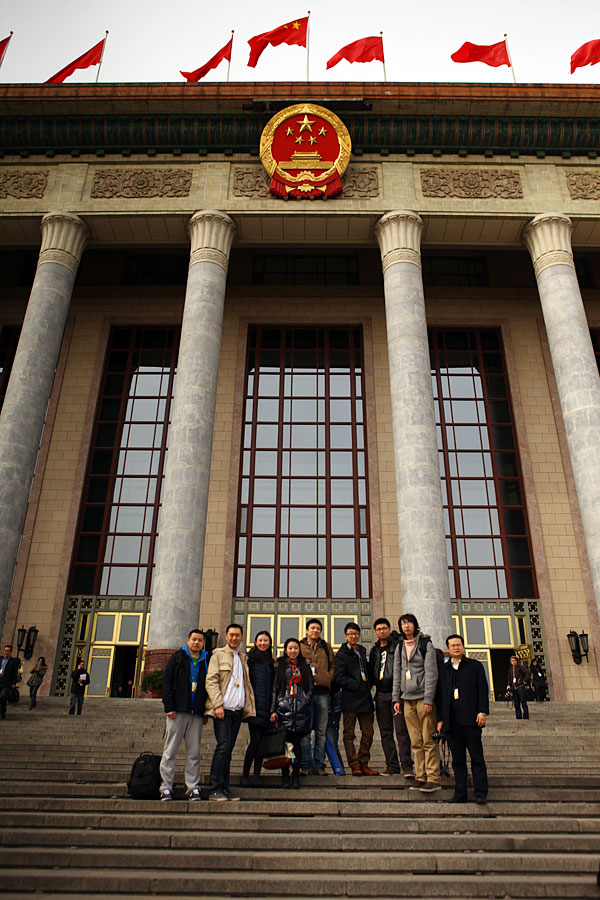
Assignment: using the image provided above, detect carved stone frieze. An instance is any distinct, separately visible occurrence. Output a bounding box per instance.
[341,166,379,198]
[232,167,270,198]
[565,172,600,200]
[91,168,192,198]
[0,169,48,198]
[421,167,523,199]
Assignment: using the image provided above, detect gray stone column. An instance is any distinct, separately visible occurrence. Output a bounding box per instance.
[375,210,453,649]
[523,212,600,624]
[145,210,236,668]
[0,212,89,640]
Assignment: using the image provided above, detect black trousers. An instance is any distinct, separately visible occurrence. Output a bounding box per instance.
[209,709,244,794]
[446,722,488,800]
[374,691,413,772]
[243,722,267,776]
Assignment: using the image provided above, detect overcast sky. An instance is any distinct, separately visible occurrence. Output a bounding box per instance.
[1,0,599,85]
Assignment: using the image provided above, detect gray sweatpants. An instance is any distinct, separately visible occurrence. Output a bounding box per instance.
[159,713,203,792]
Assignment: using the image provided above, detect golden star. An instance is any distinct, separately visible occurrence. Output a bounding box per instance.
[308,135,317,145]
[318,127,327,136]
[292,21,300,29]
[296,114,316,133]
[286,127,294,136]
[295,135,304,144]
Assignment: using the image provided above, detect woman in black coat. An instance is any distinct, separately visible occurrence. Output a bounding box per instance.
[270,638,314,789]
[242,631,274,785]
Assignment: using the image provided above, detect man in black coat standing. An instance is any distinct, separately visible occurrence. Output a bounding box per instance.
[0,644,19,720]
[334,622,378,776]
[159,629,208,802]
[437,634,489,805]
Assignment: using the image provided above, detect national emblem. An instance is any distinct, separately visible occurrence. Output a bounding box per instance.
[259,103,352,199]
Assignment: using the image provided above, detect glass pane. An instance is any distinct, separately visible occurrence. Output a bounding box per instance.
[292,399,316,421]
[465,539,495,566]
[251,508,276,534]
[249,568,274,597]
[289,538,317,565]
[507,538,531,566]
[292,425,317,448]
[290,452,317,475]
[292,375,316,396]
[88,655,111,696]
[258,374,280,396]
[256,425,279,448]
[329,375,351,397]
[111,536,142,563]
[289,569,317,598]
[289,508,316,534]
[468,569,499,598]
[330,452,353,476]
[464,617,486,645]
[118,614,140,642]
[330,399,352,422]
[331,569,357,598]
[331,480,354,504]
[114,507,146,532]
[462,509,493,535]
[257,398,279,419]
[330,425,353,449]
[251,538,275,565]
[332,538,355,565]
[94,615,115,642]
[253,479,277,504]
[106,567,139,594]
[254,452,278,476]
[511,568,535,598]
[290,480,317,504]
[331,508,353,535]
[490,618,512,645]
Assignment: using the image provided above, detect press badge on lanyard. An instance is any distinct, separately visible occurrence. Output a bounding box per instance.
[406,669,412,681]
[192,682,197,692]
[454,688,459,700]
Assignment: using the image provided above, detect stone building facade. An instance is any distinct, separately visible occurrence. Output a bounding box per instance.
[0,81,599,701]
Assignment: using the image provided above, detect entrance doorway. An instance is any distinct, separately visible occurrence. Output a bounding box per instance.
[490,648,514,701]
[109,646,138,697]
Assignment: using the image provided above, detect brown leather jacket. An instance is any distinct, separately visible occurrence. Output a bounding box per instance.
[300,638,334,694]
[507,664,530,690]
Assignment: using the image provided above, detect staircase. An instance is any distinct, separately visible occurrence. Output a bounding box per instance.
[1,697,599,899]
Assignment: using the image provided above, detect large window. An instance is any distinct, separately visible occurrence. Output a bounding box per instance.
[0,325,20,411]
[431,328,537,600]
[234,326,371,601]
[69,327,179,596]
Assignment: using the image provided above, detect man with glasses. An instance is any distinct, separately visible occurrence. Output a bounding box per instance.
[300,618,334,775]
[334,622,378,776]
[369,618,414,778]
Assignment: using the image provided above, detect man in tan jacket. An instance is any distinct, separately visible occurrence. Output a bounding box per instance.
[205,623,255,801]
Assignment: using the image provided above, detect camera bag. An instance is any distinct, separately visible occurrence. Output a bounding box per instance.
[126,751,161,800]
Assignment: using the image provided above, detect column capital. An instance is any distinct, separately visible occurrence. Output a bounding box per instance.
[39,212,90,275]
[374,210,424,272]
[188,209,236,272]
[522,212,574,277]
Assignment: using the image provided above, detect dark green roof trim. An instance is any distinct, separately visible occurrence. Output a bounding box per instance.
[1,113,599,157]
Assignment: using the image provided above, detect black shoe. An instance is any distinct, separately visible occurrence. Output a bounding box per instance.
[475,796,488,805]
[281,769,291,789]
[291,770,300,790]
[448,796,468,804]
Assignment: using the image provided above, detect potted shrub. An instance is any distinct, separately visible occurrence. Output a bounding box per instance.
[141,669,164,698]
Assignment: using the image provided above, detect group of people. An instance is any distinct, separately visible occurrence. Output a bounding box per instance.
[505,655,547,720]
[0,644,48,718]
[159,614,493,805]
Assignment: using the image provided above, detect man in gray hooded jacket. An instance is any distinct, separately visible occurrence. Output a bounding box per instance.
[392,613,440,793]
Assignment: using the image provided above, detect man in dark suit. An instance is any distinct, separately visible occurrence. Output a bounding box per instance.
[437,634,489,805]
[0,644,20,720]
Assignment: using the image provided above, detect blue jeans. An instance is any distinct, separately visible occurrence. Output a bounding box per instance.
[514,686,529,720]
[209,709,243,794]
[300,693,329,771]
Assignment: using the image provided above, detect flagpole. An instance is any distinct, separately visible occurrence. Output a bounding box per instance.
[306,10,311,82]
[0,31,13,71]
[504,33,517,85]
[380,31,387,83]
[228,30,234,83]
[95,31,109,83]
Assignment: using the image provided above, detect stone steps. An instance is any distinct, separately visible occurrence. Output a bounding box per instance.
[1,698,599,899]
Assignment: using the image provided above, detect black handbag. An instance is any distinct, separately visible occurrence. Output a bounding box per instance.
[256,722,287,759]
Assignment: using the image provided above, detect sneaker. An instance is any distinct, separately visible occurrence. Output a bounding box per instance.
[381,768,401,776]
[351,764,362,776]
[475,796,488,805]
[223,790,241,802]
[300,768,311,776]
[316,767,327,776]
[409,781,427,791]
[361,765,379,776]
[208,791,228,802]
[419,782,442,793]
[186,788,201,801]
[159,789,173,802]
[403,770,416,779]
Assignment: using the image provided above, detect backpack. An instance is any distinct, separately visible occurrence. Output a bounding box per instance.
[126,752,161,800]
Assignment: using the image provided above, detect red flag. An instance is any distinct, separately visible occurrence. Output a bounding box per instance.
[451,39,509,67]
[45,37,105,84]
[570,38,600,74]
[247,16,308,68]
[181,36,233,82]
[326,35,384,70]
[0,33,13,66]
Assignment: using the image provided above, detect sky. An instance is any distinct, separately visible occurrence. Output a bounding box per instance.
[1,0,599,85]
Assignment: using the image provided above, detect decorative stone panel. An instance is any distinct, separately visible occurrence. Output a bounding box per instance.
[421,167,522,199]
[565,171,600,200]
[90,168,192,198]
[232,166,270,198]
[0,169,48,198]
[342,166,379,198]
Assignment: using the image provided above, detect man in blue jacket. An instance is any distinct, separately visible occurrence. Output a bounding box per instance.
[159,629,208,802]
[437,634,489,805]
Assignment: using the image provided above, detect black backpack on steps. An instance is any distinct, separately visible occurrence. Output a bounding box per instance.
[126,752,162,800]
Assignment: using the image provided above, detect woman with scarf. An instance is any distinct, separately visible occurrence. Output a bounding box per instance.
[241,631,275,786]
[270,637,314,789]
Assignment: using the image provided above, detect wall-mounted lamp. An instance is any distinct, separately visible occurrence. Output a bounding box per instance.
[15,625,39,660]
[567,629,589,665]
